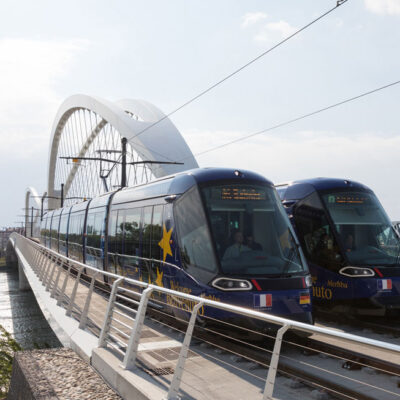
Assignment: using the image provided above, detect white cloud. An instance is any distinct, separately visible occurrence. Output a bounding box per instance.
[0,38,89,226]
[365,0,400,15]
[184,128,400,220]
[254,20,297,43]
[241,12,297,44]
[241,12,268,28]
[0,38,89,158]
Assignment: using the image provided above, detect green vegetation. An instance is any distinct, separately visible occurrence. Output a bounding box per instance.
[0,325,21,398]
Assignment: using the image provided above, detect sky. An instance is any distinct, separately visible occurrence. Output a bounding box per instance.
[0,0,399,227]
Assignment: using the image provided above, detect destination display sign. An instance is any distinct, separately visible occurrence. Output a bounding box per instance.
[221,186,266,201]
[327,194,369,205]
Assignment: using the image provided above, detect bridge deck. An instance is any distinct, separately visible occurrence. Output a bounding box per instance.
[49,268,312,399]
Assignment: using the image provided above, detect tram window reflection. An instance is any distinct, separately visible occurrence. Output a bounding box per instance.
[175,186,218,272]
[201,184,305,275]
[322,192,400,266]
[293,192,342,271]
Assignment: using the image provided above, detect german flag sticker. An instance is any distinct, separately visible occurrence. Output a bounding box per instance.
[300,292,311,305]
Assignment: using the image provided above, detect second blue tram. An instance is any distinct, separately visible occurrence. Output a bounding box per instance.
[40,168,313,325]
[276,178,400,316]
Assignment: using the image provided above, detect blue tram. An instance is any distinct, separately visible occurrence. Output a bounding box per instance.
[40,168,313,324]
[276,178,400,316]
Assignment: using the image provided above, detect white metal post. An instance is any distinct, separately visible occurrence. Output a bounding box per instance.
[39,254,52,282]
[122,286,153,370]
[45,258,58,291]
[42,256,55,286]
[57,264,72,306]
[34,251,45,275]
[32,248,39,268]
[167,301,204,400]
[36,249,47,276]
[51,261,64,298]
[66,267,83,316]
[99,278,123,347]
[79,272,99,329]
[263,324,290,400]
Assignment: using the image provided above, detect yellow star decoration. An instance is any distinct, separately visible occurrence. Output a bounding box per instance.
[154,268,164,287]
[158,224,173,262]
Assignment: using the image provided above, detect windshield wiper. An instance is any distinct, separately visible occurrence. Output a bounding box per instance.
[282,246,298,275]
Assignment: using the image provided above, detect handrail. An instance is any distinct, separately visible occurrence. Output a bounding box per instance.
[15,233,400,356]
[9,232,400,400]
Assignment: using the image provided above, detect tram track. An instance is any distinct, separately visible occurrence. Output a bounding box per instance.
[315,309,400,338]
[89,278,400,399]
[147,309,400,400]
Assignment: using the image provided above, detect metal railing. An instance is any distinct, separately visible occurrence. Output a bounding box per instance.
[10,233,400,400]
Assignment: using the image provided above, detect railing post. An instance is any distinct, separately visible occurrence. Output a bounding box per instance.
[39,254,52,282]
[33,250,43,276]
[33,250,43,274]
[51,260,64,299]
[57,264,72,306]
[99,278,123,347]
[263,324,290,400]
[167,301,204,400]
[66,267,83,317]
[37,250,47,272]
[32,248,39,268]
[45,258,59,291]
[79,272,99,329]
[122,286,153,369]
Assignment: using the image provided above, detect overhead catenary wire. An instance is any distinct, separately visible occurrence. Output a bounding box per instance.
[130,0,349,142]
[190,78,400,159]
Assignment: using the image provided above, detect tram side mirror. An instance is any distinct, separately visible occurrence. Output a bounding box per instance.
[282,200,295,208]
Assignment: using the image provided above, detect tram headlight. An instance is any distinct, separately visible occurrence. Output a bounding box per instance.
[305,275,313,288]
[211,277,253,291]
[339,266,375,277]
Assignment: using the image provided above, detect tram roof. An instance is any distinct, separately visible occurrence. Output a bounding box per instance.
[112,167,273,204]
[276,177,372,201]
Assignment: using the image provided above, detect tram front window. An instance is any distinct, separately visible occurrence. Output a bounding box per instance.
[201,184,306,275]
[322,192,400,266]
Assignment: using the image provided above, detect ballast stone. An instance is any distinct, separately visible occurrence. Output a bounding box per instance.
[8,348,120,399]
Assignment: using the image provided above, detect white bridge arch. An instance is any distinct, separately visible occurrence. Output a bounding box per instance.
[46,94,198,210]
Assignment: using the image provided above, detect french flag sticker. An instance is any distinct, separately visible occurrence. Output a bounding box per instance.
[255,294,272,308]
[378,279,392,291]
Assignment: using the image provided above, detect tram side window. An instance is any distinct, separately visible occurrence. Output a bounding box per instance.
[50,216,60,250]
[142,207,153,259]
[40,215,47,244]
[124,208,141,258]
[86,211,104,249]
[175,186,218,272]
[68,212,85,261]
[45,213,53,247]
[108,210,119,255]
[93,212,104,248]
[294,192,342,270]
[107,210,120,273]
[152,205,163,261]
[86,213,95,247]
[59,214,69,255]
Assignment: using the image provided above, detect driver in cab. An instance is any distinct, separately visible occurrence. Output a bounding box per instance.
[223,231,250,260]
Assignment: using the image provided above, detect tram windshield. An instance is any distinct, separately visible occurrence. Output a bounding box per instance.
[201,184,306,276]
[322,191,400,266]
